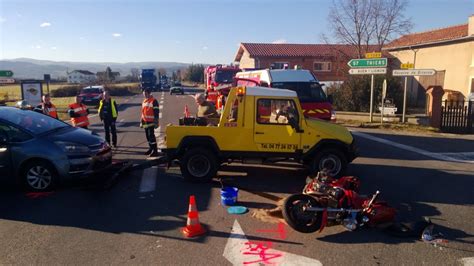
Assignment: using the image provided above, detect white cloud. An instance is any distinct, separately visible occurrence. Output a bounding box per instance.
[40,22,51,27]
[272,39,287,44]
[202,46,208,50]
[51,46,57,50]
[0,17,6,23]
[175,40,181,44]
[112,33,122,37]
[31,45,41,49]
[79,37,85,40]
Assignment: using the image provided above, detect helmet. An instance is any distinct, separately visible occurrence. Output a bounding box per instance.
[16,100,31,110]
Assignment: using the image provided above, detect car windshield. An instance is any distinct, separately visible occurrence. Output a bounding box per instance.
[82,88,101,94]
[1,109,70,135]
[215,70,238,83]
[270,82,328,103]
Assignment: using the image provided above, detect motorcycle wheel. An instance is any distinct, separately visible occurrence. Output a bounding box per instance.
[282,194,323,233]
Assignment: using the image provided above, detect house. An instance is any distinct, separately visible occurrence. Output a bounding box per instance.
[383,15,474,104]
[234,42,380,83]
[67,70,96,84]
[96,71,121,82]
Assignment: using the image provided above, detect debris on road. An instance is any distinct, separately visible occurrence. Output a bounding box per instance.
[251,199,286,224]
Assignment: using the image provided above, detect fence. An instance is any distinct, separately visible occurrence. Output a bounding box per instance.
[440,100,473,133]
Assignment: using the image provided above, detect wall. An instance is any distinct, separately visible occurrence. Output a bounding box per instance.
[388,40,474,99]
[238,50,256,69]
[250,56,349,82]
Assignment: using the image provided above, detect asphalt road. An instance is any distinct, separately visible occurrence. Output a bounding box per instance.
[1,88,473,265]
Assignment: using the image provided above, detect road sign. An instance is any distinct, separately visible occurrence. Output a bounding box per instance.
[393,69,436,76]
[365,52,382,59]
[349,68,387,75]
[401,63,414,69]
[0,78,15,84]
[0,70,14,77]
[348,58,387,68]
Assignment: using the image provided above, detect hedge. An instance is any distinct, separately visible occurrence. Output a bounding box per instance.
[50,84,141,97]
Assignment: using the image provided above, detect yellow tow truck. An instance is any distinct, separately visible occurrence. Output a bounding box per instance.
[164,86,357,181]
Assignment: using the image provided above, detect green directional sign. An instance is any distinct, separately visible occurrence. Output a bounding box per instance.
[0,70,14,77]
[348,58,387,68]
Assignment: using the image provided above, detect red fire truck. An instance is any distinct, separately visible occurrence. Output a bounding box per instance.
[204,65,240,109]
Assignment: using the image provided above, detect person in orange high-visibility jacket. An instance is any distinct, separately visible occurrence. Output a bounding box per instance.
[35,94,58,119]
[141,89,160,157]
[216,93,225,112]
[68,95,90,129]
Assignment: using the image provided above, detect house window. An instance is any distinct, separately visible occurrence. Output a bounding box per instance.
[271,62,289,70]
[313,62,331,72]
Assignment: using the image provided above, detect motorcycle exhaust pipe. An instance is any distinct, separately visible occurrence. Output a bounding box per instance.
[304,207,362,213]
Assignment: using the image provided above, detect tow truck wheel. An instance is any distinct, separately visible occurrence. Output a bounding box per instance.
[180,148,218,182]
[310,149,347,178]
[21,160,57,192]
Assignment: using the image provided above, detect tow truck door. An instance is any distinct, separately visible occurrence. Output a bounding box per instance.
[253,98,302,153]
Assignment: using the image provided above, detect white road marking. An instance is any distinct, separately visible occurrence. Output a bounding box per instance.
[159,113,162,118]
[223,220,322,266]
[459,257,474,266]
[139,166,158,193]
[160,100,164,104]
[159,105,163,110]
[352,131,474,164]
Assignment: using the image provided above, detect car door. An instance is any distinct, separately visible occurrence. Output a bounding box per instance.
[254,98,302,153]
[0,122,12,179]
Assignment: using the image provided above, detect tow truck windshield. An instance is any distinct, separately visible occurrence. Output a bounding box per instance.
[270,82,327,103]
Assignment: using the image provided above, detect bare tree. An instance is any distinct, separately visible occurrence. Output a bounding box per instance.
[327,0,412,58]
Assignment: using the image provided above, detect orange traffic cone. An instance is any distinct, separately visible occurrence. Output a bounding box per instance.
[182,195,206,238]
[184,105,190,118]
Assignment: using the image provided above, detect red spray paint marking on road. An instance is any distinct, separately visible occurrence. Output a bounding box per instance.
[242,241,283,265]
[25,192,54,199]
[256,222,287,240]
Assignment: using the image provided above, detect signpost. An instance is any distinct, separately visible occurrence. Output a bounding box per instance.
[348,58,388,122]
[347,58,387,68]
[0,70,14,77]
[20,81,43,107]
[365,52,382,59]
[0,78,15,84]
[401,63,414,69]
[348,68,387,75]
[381,79,387,125]
[392,69,436,122]
[44,74,51,94]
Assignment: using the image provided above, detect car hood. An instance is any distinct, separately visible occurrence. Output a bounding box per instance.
[305,118,353,144]
[48,127,105,146]
[79,93,100,97]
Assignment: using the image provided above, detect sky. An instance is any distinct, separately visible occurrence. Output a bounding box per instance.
[0,0,473,64]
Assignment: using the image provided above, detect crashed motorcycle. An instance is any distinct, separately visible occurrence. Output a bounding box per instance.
[282,171,396,233]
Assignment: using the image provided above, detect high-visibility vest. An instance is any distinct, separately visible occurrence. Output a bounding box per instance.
[43,103,58,119]
[98,99,118,119]
[207,90,218,104]
[141,97,158,126]
[216,95,224,110]
[69,103,89,128]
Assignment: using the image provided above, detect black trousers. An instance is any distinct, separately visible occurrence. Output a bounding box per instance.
[145,126,157,150]
[103,119,117,145]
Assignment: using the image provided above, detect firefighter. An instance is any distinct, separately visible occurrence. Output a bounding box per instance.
[141,89,159,157]
[35,94,58,119]
[68,95,90,129]
[98,90,118,148]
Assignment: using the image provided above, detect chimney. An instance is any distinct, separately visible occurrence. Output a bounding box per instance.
[469,15,474,36]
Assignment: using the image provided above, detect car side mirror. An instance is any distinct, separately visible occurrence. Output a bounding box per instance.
[327,95,334,104]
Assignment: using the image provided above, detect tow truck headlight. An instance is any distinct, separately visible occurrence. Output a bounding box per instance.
[55,141,90,154]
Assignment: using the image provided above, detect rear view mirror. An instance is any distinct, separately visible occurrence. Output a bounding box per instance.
[327,95,334,104]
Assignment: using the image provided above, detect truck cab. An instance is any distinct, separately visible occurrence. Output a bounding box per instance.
[164,86,357,182]
[235,69,335,121]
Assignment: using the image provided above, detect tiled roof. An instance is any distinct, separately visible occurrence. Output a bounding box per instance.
[384,24,469,49]
[236,43,380,60]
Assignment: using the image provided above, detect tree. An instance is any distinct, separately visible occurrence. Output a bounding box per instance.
[327,0,412,57]
[158,68,167,77]
[105,66,113,81]
[130,68,140,82]
[183,64,205,83]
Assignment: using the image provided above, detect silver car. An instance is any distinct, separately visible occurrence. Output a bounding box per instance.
[0,107,112,191]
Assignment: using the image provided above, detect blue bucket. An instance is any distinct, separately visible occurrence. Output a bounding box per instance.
[221,187,239,206]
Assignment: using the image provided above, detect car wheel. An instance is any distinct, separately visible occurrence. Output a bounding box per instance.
[180,148,218,182]
[22,160,57,191]
[310,149,347,178]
